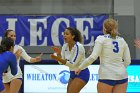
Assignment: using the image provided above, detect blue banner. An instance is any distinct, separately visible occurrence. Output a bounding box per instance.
[0,15,108,46]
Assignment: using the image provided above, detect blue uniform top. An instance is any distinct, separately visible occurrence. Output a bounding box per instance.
[0,51,17,80]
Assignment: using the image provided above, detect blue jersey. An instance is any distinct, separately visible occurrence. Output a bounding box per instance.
[0,51,17,92]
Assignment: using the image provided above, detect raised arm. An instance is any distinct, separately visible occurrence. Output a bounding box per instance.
[19,46,42,63]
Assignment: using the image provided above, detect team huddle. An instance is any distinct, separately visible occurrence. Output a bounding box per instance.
[0,18,139,93]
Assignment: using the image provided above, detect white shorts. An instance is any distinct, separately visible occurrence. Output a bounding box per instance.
[3,66,22,83]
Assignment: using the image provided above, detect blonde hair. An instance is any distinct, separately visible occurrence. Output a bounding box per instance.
[103,18,118,38]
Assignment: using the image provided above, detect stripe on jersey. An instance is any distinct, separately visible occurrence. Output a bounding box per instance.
[73,42,79,62]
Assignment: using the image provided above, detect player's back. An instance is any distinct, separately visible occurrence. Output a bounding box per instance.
[97,34,129,80]
[0,51,17,76]
[98,34,127,64]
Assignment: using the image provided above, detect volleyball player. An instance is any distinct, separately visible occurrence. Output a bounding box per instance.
[51,27,90,93]
[3,29,42,93]
[75,18,131,93]
[0,37,17,93]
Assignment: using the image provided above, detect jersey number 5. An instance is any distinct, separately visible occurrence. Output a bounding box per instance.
[112,41,119,53]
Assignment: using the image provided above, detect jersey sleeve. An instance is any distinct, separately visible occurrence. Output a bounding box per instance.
[79,36,104,69]
[65,43,85,68]
[8,52,17,75]
[57,44,66,64]
[123,39,131,67]
[61,44,66,60]
[19,46,31,62]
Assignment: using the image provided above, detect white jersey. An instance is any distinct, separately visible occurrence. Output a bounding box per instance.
[61,42,86,71]
[3,45,31,83]
[79,34,131,80]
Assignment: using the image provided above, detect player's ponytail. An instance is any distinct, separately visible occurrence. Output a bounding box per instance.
[111,29,117,39]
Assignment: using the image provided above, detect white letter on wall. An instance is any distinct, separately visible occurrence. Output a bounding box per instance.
[74,18,94,46]
[6,18,17,30]
[51,18,70,46]
[6,18,25,45]
[28,19,47,46]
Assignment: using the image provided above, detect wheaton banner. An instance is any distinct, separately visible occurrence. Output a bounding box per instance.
[0,15,108,46]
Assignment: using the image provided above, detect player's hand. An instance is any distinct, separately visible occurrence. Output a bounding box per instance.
[50,54,60,61]
[134,39,140,49]
[51,46,61,55]
[14,49,22,60]
[35,53,43,62]
[75,68,81,75]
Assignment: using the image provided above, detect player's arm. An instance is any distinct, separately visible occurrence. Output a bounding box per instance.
[56,44,66,64]
[123,42,131,67]
[17,46,31,62]
[78,36,103,70]
[20,46,42,63]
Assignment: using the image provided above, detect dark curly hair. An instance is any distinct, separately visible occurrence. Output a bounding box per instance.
[66,27,82,43]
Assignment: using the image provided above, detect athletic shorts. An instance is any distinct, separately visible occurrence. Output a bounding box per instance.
[4,78,22,84]
[17,78,22,81]
[98,78,128,86]
[70,68,90,83]
[0,80,4,92]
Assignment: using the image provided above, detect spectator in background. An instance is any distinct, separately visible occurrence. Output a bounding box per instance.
[0,37,18,93]
[75,18,131,93]
[3,29,43,93]
[50,27,90,93]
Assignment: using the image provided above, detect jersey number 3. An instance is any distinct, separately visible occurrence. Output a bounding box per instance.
[112,41,119,53]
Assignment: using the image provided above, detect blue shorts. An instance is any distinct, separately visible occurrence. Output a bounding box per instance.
[70,68,90,83]
[0,80,4,92]
[98,78,128,86]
